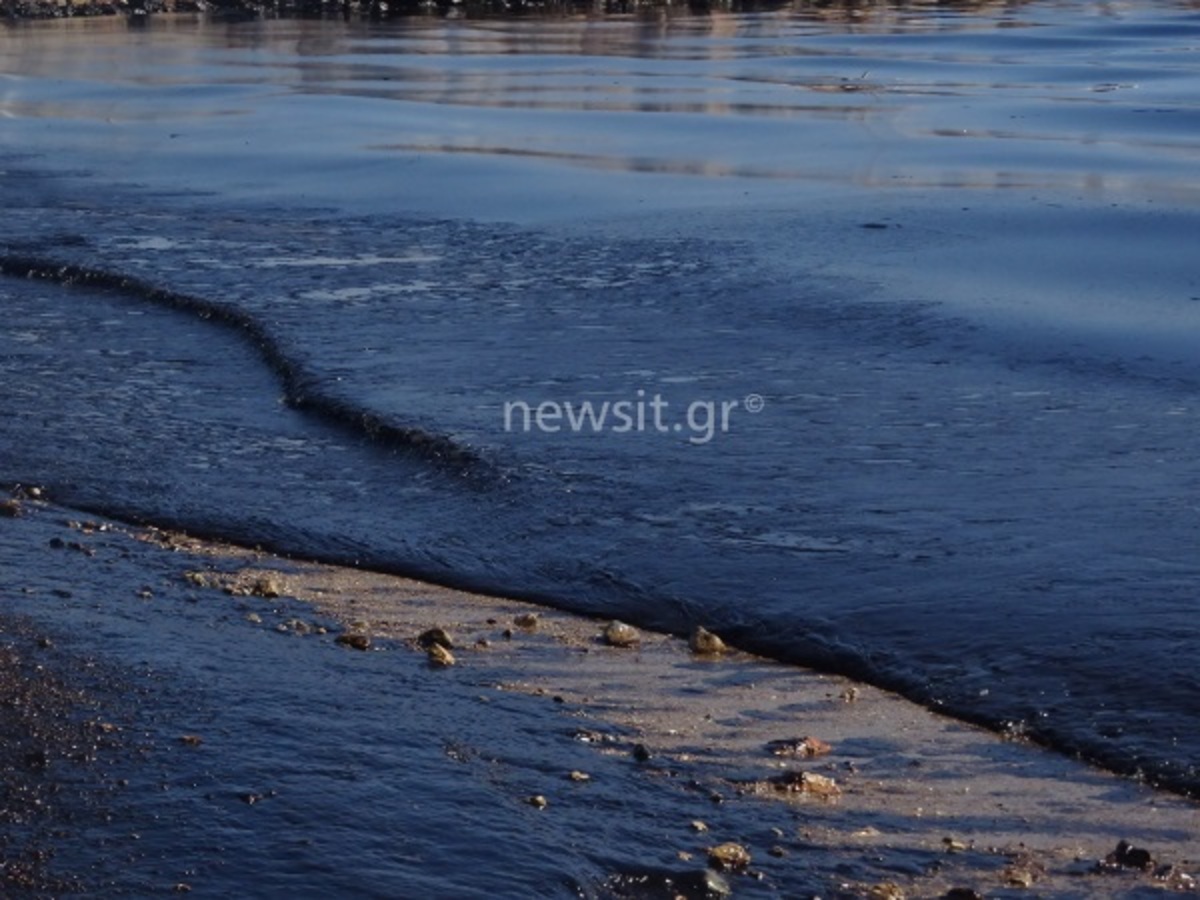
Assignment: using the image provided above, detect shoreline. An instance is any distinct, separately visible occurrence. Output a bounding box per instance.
[2,490,1197,897]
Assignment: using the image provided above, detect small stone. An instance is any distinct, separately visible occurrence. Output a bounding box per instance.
[427,643,456,667]
[418,627,454,650]
[689,626,727,655]
[245,612,263,624]
[840,686,861,703]
[335,633,371,651]
[172,884,192,893]
[514,612,539,630]
[1005,867,1035,888]
[36,637,52,650]
[1,499,22,517]
[250,575,282,599]
[768,770,841,798]
[631,743,651,762]
[866,883,905,900]
[178,735,203,747]
[943,836,969,853]
[708,842,751,871]
[526,794,548,809]
[765,736,833,758]
[768,845,786,858]
[567,770,591,782]
[602,620,640,648]
[690,820,709,833]
[1105,839,1154,871]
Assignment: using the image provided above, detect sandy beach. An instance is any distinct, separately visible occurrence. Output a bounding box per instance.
[2,487,1196,897]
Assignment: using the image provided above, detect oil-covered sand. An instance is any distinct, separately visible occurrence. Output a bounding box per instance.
[2,491,1196,897]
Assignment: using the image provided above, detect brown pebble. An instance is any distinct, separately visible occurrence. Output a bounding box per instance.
[708,842,751,871]
[602,620,640,647]
[689,625,727,655]
[427,643,456,667]
[178,735,203,747]
[767,770,842,798]
[335,633,371,651]
[250,575,282,599]
[514,612,539,630]
[417,627,454,650]
[765,736,833,758]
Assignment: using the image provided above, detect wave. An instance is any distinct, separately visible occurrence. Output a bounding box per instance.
[0,255,496,483]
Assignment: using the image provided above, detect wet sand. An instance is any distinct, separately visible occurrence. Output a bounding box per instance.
[2,488,1196,897]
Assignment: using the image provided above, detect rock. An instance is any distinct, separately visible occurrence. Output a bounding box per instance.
[513,612,539,630]
[768,845,786,858]
[1105,839,1155,871]
[567,770,591,782]
[840,686,861,703]
[866,883,905,900]
[526,794,548,809]
[765,736,833,758]
[602,620,640,647]
[1005,867,1035,888]
[427,643,456,667]
[707,842,751,871]
[179,734,203,747]
[690,820,709,833]
[768,770,841,798]
[245,612,263,624]
[417,627,454,650]
[335,633,371,651]
[689,626,727,655]
[632,743,651,762]
[0,499,22,517]
[942,836,970,853]
[249,574,282,599]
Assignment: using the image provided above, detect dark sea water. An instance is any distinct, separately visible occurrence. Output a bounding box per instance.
[2,0,1199,818]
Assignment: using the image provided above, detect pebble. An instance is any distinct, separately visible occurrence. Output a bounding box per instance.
[765,736,833,758]
[567,770,591,782]
[418,627,454,650]
[526,794,548,809]
[768,770,842,798]
[1,499,22,517]
[689,626,727,655]
[1104,839,1155,871]
[335,633,371,651]
[427,643,456,667]
[707,842,751,871]
[690,820,709,833]
[513,612,539,630]
[602,620,640,647]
